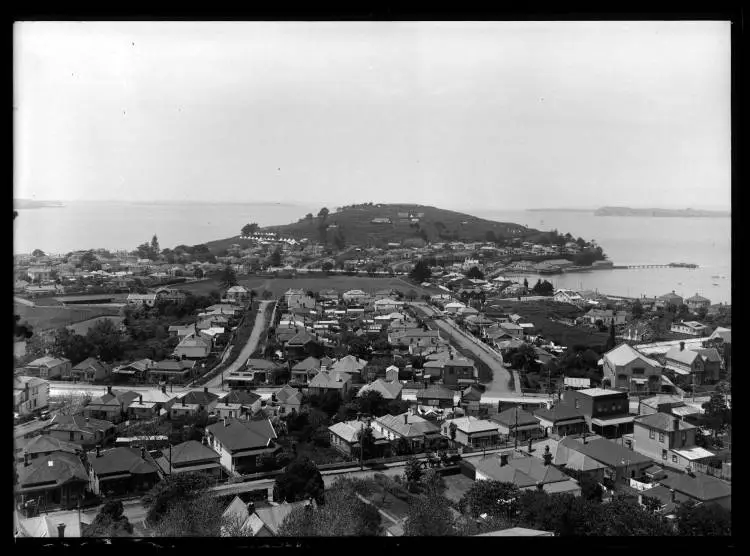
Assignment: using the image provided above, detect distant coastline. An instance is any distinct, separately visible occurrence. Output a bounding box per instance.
[526,208,593,213]
[595,206,730,218]
[14,199,65,210]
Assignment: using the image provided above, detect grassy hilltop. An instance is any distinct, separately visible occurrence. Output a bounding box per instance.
[205,203,537,253]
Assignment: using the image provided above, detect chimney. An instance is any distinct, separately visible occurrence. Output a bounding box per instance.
[96,445,101,458]
[85,417,89,423]
[583,430,588,444]
[204,387,208,394]
[673,418,680,431]
[404,413,408,424]
[24,453,30,467]
[161,385,167,394]
[182,397,186,406]
[139,395,143,404]
[141,446,146,459]
[224,417,228,427]
[500,454,509,466]
[57,523,66,538]
[670,488,676,503]
[247,501,255,514]
[107,386,112,396]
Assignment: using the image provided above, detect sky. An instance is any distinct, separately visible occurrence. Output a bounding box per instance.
[14,21,731,211]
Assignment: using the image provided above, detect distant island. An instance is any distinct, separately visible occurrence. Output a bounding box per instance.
[594,206,730,218]
[14,199,65,210]
[526,208,593,213]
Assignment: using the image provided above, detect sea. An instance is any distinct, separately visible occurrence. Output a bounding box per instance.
[13,202,731,304]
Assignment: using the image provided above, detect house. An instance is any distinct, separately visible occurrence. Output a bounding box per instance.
[692,347,723,383]
[622,322,654,343]
[708,326,731,344]
[416,385,456,409]
[205,418,279,475]
[14,376,49,416]
[18,436,82,464]
[637,395,685,416]
[373,298,405,313]
[225,285,250,303]
[171,388,220,419]
[441,416,500,448]
[443,301,466,314]
[553,289,584,305]
[318,289,339,301]
[473,453,581,496]
[328,420,390,457]
[221,496,314,537]
[388,329,442,354]
[492,407,542,442]
[658,471,731,510]
[154,440,223,479]
[330,355,368,377]
[583,308,626,327]
[126,293,157,307]
[371,412,441,452]
[308,371,352,399]
[219,390,262,417]
[225,359,283,389]
[291,356,321,385]
[559,388,633,438]
[357,378,403,401]
[656,291,684,309]
[126,392,169,421]
[112,358,154,383]
[27,266,53,282]
[70,357,110,382]
[15,452,89,511]
[174,334,212,360]
[168,323,197,340]
[87,446,160,496]
[275,385,303,415]
[342,289,370,304]
[148,359,197,384]
[22,356,72,380]
[83,387,140,424]
[663,342,716,386]
[670,320,710,337]
[685,294,711,312]
[283,329,322,361]
[602,343,662,394]
[556,436,653,482]
[460,385,483,415]
[544,438,607,482]
[154,287,186,304]
[630,413,712,470]
[45,415,116,450]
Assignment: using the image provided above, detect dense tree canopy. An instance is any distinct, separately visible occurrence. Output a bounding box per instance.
[142,472,213,526]
[676,501,731,536]
[83,500,133,537]
[241,223,259,237]
[273,457,325,504]
[409,260,432,283]
[465,266,484,280]
[219,265,238,289]
[403,492,456,536]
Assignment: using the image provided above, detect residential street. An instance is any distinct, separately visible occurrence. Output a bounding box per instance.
[203,300,273,389]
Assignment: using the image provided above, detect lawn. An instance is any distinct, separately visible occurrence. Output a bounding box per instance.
[360,480,413,522]
[14,303,121,332]
[278,438,349,466]
[442,473,475,504]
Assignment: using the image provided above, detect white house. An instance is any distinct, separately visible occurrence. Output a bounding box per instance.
[126,293,157,307]
[14,376,49,416]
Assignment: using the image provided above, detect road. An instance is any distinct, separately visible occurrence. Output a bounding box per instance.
[14,296,35,307]
[409,301,517,396]
[203,300,273,389]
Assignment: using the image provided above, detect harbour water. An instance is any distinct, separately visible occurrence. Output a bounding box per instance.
[13,203,731,304]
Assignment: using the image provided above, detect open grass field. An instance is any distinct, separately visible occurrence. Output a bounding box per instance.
[14,303,121,332]
[174,275,437,298]
[442,472,475,503]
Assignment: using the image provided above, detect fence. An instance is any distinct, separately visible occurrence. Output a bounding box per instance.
[692,461,731,482]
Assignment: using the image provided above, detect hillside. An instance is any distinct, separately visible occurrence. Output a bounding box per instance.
[204,204,539,254]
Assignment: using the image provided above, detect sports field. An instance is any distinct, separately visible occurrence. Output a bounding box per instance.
[14,303,122,332]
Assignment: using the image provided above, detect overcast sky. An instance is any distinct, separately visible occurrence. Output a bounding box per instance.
[14,21,731,211]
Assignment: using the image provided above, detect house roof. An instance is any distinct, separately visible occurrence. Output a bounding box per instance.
[559,437,652,468]
[72,357,108,373]
[445,416,499,434]
[286,329,319,347]
[686,294,710,303]
[533,405,585,424]
[665,346,700,365]
[246,359,282,371]
[226,285,248,293]
[14,376,48,389]
[222,390,261,405]
[474,455,570,486]
[357,379,403,400]
[475,527,554,537]
[48,415,115,435]
[254,502,313,536]
[576,388,625,398]
[709,327,731,343]
[493,407,540,427]
[640,395,684,409]
[695,348,722,363]
[605,343,661,368]
[331,355,368,373]
[26,356,69,368]
[462,385,483,402]
[21,435,81,456]
[207,418,277,452]
[375,413,440,438]
[634,412,696,432]
[309,370,351,389]
[328,420,387,444]
[181,390,219,405]
[416,386,455,401]
[659,472,731,502]
[151,359,195,371]
[168,440,220,465]
[17,452,88,488]
[89,447,159,476]
[177,334,211,349]
[292,356,321,371]
[276,384,303,404]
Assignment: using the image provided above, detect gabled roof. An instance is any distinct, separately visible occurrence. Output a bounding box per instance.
[246,359,282,371]
[331,355,367,373]
[416,386,455,400]
[181,390,219,406]
[286,329,319,347]
[375,412,441,438]
[695,348,722,363]
[72,357,108,373]
[89,447,158,476]
[559,437,652,468]
[276,384,303,404]
[605,343,661,367]
[533,405,585,423]
[207,418,277,452]
[222,390,261,405]
[493,407,540,427]
[26,356,69,368]
[685,294,710,303]
[48,415,115,434]
[177,334,211,349]
[357,379,403,400]
[328,420,387,444]
[659,472,731,502]
[14,376,48,389]
[474,455,570,487]
[640,395,684,409]
[309,371,351,389]
[151,359,195,371]
[665,346,700,365]
[292,356,321,371]
[168,440,220,465]
[634,412,696,432]
[445,416,499,434]
[21,435,81,456]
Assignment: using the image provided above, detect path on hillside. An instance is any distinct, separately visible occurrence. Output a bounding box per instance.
[203,300,273,389]
[410,301,518,396]
[14,296,35,307]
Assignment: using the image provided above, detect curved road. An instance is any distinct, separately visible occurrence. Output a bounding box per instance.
[409,301,517,396]
[203,300,273,389]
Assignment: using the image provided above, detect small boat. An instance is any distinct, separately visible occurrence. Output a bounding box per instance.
[712,283,719,286]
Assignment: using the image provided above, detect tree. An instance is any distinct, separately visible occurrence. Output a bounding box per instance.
[356,390,387,417]
[702,391,731,440]
[403,492,456,536]
[80,251,98,267]
[86,318,124,362]
[305,213,313,220]
[466,266,484,280]
[52,328,94,365]
[273,457,325,504]
[422,469,447,497]
[676,501,731,536]
[56,391,92,416]
[403,457,424,493]
[632,299,644,318]
[269,247,282,267]
[142,472,213,526]
[150,235,160,258]
[523,278,529,291]
[409,260,432,283]
[448,422,457,445]
[317,207,330,220]
[241,223,259,237]
[321,261,334,272]
[194,268,204,279]
[31,248,46,257]
[605,323,616,351]
[151,491,228,537]
[578,473,603,502]
[460,480,521,520]
[83,500,133,537]
[485,230,497,243]
[14,315,33,339]
[219,265,238,289]
[278,478,382,536]
[532,280,554,296]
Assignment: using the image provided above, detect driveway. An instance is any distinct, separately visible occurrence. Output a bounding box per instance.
[203,300,273,389]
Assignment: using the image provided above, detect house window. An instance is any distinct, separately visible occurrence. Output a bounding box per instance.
[681,432,686,443]
[661,449,667,460]
[649,429,655,439]
[633,368,645,375]
[672,454,678,463]
[574,400,581,409]
[659,433,665,443]
[69,432,75,441]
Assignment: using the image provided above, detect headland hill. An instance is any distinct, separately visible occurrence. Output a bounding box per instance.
[14,198,66,210]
